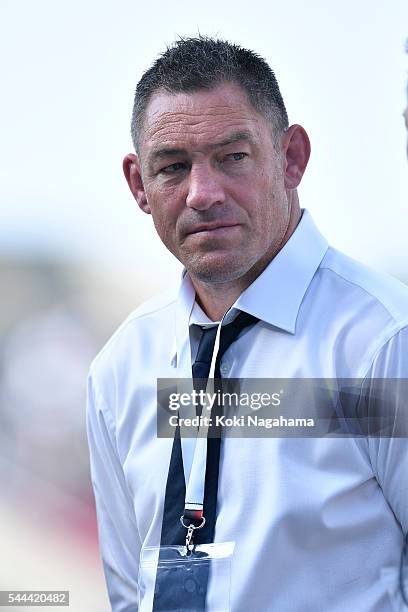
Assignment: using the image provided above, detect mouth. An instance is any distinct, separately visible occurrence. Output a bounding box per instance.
[186,223,240,237]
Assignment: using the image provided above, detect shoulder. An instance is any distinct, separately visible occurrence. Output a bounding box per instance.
[89,286,178,380]
[319,247,408,328]
[299,247,408,377]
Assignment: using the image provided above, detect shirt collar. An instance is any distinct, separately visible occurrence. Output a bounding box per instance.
[171,209,328,365]
[190,300,215,327]
[234,209,328,333]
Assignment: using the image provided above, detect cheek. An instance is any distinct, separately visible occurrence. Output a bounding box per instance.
[250,161,282,195]
[245,173,285,217]
[146,190,181,248]
[150,208,175,245]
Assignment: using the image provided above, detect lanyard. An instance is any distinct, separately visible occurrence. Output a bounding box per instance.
[183,321,222,514]
[177,312,226,550]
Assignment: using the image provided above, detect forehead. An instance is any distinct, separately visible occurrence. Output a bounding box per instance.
[139,83,269,155]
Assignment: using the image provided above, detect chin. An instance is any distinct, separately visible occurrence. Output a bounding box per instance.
[185,254,253,284]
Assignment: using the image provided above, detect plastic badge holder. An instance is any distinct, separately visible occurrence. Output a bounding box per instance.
[138,541,235,612]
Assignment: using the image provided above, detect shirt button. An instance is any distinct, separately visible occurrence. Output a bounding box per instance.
[220,363,230,376]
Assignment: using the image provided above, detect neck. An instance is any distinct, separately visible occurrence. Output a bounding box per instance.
[190,194,301,321]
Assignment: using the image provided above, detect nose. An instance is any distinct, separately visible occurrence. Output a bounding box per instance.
[185,163,226,210]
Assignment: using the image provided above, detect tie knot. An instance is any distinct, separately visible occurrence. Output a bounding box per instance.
[194,325,218,368]
[192,311,259,381]
[218,311,259,357]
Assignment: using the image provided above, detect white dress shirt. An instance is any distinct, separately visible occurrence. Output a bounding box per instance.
[87,210,408,611]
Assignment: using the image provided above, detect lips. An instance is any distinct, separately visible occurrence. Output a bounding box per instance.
[186,223,239,236]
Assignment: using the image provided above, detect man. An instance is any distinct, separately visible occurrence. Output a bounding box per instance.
[87,37,408,611]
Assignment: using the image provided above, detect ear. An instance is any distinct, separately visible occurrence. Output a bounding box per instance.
[122,153,151,214]
[281,125,311,190]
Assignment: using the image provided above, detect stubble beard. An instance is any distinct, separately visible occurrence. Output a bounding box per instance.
[180,237,275,287]
[185,254,250,284]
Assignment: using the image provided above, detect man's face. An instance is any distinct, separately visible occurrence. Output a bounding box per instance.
[129,84,301,284]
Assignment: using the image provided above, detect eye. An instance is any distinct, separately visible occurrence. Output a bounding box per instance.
[225,152,248,162]
[159,162,187,174]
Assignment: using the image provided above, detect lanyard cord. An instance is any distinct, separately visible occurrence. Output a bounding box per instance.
[181,320,223,530]
[179,310,259,549]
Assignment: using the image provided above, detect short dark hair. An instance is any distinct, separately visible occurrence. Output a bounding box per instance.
[131,36,289,153]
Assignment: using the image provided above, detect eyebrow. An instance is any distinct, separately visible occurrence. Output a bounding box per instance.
[148,130,255,163]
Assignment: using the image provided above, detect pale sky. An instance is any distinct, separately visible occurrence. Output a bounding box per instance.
[1,0,408,293]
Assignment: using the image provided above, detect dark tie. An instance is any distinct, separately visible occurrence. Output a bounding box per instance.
[152,311,258,611]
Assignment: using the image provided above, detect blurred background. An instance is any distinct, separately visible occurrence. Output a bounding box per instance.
[1,0,407,610]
